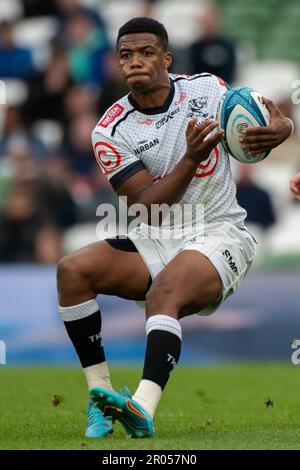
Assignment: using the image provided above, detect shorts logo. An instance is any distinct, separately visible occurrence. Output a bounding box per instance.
[94,141,121,174]
[194,147,219,178]
[187,97,209,119]
[98,104,125,128]
[223,249,238,273]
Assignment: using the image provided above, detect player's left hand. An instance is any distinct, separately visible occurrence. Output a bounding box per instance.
[239,97,293,156]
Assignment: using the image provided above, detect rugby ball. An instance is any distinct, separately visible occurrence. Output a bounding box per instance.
[217,87,271,163]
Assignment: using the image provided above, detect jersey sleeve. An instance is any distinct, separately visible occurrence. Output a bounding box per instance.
[92,128,146,190]
[211,75,230,117]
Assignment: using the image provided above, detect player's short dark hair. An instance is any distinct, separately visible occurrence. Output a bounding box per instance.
[117,17,169,51]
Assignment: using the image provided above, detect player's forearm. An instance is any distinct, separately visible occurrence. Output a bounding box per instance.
[135,154,198,209]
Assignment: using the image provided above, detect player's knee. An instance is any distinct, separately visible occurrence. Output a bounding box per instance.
[57,254,83,294]
[145,282,176,313]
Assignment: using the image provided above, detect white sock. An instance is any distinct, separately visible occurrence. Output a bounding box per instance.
[132,315,182,418]
[83,361,113,391]
[133,380,162,418]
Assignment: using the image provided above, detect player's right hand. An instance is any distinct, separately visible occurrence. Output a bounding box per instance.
[185,118,224,163]
[290,172,300,200]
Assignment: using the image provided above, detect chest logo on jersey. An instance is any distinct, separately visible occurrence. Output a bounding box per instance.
[187,97,209,119]
[156,107,180,129]
[98,104,125,128]
[134,138,160,156]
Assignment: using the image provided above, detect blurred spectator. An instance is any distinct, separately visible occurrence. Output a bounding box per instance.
[24,44,73,125]
[34,225,63,264]
[236,164,276,230]
[53,0,109,86]
[64,84,99,124]
[62,112,98,176]
[38,174,78,230]
[64,10,109,86]
[0,186,63,263]
[76,163,119,222]
[0,21,36,79]
[55,0,107,35]
[0,186,47,262]
[188,3,236,84]
[98,53,128,115]
[21,0,58,17]
[141,0,160,18]
[0,152,78,263]
[0,157,14,206]
[12,153,78,229]
[0,105,47,161]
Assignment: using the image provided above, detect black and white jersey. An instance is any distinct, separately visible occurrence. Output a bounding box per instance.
[92,73,246,227]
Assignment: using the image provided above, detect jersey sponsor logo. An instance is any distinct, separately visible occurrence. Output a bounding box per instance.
[98,104,125,128]
[194,147,219,178]
[223,249,238,273]
[94,141,121,173]
[134,138,159,156]
[137,118,153,125]
[156,107,180,129]
[187,96,209,119]
[175,91,188,106]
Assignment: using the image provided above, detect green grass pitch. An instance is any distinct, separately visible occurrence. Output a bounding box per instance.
[0,364,300,450]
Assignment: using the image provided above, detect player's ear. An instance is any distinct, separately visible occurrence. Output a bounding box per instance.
[163,51,172,70]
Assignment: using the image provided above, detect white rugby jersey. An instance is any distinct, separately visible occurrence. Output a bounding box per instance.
[92,73,246,228]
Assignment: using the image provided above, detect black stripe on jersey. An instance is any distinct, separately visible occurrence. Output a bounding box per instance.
[111,109,136,137]
[127,81,175,115]
[172,73,212,82]
[110,161,146,190]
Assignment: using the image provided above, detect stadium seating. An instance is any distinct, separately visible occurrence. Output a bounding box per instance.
[215,0,300,63]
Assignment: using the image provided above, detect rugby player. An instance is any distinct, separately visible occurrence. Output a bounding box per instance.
[57,17,293,438]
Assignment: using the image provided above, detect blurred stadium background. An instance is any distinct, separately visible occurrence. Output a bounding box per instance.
[0,0,299,366]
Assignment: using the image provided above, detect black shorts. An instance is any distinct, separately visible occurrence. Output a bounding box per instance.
[105,236,152,298]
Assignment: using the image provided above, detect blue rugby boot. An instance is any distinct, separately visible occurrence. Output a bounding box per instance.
[85,397,113,438]
[85,386,132,438]
[90,387,154,438]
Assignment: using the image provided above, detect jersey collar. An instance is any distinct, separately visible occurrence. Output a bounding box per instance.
[128,80,175,115]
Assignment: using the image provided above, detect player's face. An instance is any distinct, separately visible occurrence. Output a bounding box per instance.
[117,33,172,93]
